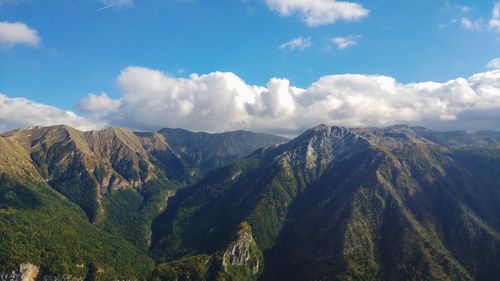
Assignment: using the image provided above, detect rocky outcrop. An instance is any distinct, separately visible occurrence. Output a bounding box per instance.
[0,263,39,281]
[0,264,83,281]
[276,125,370,175]
[222,222,261,275]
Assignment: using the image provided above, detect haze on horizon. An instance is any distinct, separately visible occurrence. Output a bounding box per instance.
[1,0,500,135]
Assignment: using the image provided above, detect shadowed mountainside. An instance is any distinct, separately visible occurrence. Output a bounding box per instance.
[151,125,500,281]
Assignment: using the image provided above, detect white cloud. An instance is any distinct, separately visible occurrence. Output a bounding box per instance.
[78,93,121,116]
[98,0,133,11]
[0,94,98,132]
[331,35,359,49]
[487,58,500,70]
[279,36,312,51]
[77,66,500,134]
[108,67,260,132]
[3,68,500,135]
[265,0,369,27]
[490,2,500,32]
[461,17,481,30]
[0,21,40,49]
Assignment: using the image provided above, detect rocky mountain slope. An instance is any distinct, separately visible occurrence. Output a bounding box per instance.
[0,125,287,222]
[2,124,500,281]
[151,125,500,281]
[0,125,287,280]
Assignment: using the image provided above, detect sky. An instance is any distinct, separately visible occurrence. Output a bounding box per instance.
[0,0,500,135]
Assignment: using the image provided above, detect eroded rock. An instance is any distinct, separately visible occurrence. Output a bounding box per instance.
[222,222,260,275]
[0,263,83,281]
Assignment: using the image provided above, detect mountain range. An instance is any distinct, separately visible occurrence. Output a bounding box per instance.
[1,124,499,281]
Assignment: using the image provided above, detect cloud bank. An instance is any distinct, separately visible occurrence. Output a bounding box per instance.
[264,0,369,27]
[2,67,500,135]
[0,21,40,49]
[0,94,97,132]
[71,67,500,135]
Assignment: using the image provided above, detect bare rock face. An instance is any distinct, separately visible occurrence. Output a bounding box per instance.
[19,263,39,281]
[277,125,370,170]
[0,263,39,281]
[222,222,260,275]
[0,264,83,281]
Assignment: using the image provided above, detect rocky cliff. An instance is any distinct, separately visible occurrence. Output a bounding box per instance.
[0,263,82,281]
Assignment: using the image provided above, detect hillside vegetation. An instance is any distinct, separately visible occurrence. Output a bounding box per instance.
[152,125,500,281]
[2,124,500,281]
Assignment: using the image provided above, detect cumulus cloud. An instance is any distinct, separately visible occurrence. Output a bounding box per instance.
[0,21,40,49]
[265,0,369,27]
[78,93,121,116]
[108,67,260,132]
[0,94,98,132]
[487,58,500,70]
[3,68,500,135]
[491,2,500,32]
[77,66,500,134]
[279,36,312,51]
[331,35,359,49]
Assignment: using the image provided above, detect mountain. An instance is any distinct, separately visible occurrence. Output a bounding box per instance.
[0,125,287,219]
[157,128,290,175]
[0,125,287,279]
[2,124,500,281]
[0,174,155,280]
[151,125,500,281]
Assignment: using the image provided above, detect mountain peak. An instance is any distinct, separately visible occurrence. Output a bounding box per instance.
[98,126,132,133]
[152,124,500,281]
[276,125,368,173]
[311,123,329,131]
[298,124,347,138]
[0,124,287,221]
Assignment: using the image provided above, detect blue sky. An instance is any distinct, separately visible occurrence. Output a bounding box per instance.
[1,0,500,134]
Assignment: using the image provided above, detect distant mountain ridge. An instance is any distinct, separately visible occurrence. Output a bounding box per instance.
[0,125,288,221]
[1,124,500,281]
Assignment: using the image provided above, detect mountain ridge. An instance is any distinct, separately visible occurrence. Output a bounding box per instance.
[0,125,288,221]
[1,124,500,281]
[150,124,500,281]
